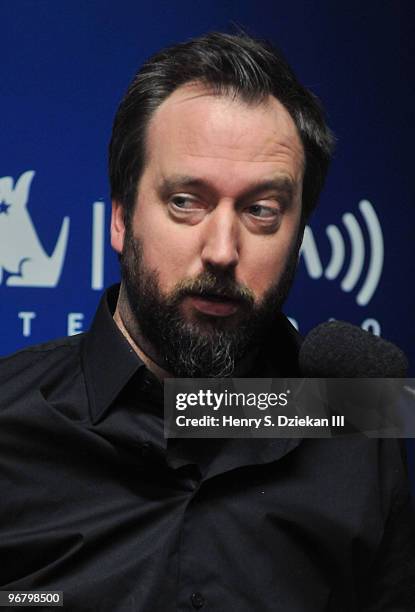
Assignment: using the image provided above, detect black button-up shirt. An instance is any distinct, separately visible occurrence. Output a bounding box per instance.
[1,285,414,611]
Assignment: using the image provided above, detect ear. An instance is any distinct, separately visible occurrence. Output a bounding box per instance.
[110,200,126,254]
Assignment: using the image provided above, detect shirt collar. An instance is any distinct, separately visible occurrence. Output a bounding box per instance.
[83,284,145,424]
[82,284,303,425]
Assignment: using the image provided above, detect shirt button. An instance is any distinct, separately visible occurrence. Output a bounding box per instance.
[140,442,153,458]
[190,592,205,609]
[138,377,151,391]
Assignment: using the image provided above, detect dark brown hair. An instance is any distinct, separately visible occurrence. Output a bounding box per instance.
[109,32,335,224]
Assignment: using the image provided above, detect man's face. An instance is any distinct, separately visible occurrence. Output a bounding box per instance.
[111,83,305,376]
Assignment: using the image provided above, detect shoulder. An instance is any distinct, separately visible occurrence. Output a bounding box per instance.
[0,333,85,371]
[0,334,86,407]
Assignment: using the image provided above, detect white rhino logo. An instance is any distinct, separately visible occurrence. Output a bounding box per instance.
[0,171,70,287]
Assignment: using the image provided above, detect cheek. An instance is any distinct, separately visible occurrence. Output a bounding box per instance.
[240,252,281,297]
[241,231,300,298]
[135,214,201,287]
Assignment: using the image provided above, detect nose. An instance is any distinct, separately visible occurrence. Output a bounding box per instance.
[200,202,239,271]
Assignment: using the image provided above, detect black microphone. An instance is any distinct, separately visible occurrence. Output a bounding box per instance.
[299,321,408,378]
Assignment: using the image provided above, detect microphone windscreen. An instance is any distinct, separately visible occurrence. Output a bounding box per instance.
[299,321,408,378]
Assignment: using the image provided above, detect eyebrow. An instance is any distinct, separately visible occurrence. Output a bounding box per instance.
[158,174,295,203]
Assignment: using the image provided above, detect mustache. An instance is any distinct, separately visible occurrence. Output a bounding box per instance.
[167,271,255,306]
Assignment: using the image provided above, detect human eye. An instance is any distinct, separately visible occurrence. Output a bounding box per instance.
[246,202,281,220]
[169,194,202,211]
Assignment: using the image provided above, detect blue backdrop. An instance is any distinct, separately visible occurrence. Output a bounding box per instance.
[1,4,413,378]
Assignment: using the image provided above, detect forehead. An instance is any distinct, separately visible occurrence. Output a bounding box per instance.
[144,82,305,188]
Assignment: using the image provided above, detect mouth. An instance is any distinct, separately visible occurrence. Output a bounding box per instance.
[186,293,242,317]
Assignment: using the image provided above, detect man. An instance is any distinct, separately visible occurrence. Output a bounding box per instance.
[0,32,414,611]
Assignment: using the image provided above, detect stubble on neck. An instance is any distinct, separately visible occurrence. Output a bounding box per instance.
[113,283,171,380]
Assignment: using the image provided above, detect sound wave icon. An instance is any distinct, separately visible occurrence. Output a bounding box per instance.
[300,200,384,306]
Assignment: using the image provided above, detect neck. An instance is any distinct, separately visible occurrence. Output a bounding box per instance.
[113,285,171,381]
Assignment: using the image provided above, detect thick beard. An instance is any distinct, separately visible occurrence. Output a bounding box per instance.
[119,227,299,378]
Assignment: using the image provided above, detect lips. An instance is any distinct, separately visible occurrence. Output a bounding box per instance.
[188,294,240,317]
